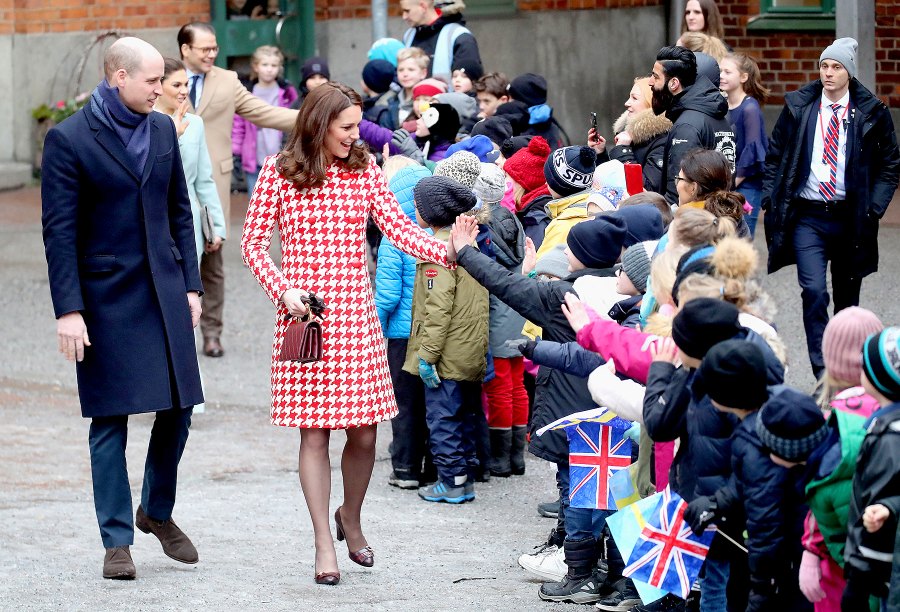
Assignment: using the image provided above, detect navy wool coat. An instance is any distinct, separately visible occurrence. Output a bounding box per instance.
[41,107,204,417]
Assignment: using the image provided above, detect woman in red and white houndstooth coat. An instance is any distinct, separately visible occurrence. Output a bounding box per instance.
[241,83,451,585]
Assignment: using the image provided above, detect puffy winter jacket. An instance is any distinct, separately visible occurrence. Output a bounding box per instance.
[374,164,433,338]
[608,108,672,194]
[660,75,736,204]
[534,192,591,260]
[485,203,527,357]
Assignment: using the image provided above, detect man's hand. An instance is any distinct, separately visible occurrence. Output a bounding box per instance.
[863,503,891,533]
[450,215,479,255]
[281,288,310,318]
[187,291,202,328]
[561,292,591,334]
[204,235,223,253]
[57,311,91,362]
[173,99,191,138]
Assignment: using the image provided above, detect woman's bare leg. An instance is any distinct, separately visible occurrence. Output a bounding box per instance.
[299,428,337,574]
[338,424,377,551]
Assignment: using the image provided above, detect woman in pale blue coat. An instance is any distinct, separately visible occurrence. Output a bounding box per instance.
[155,58,226,261]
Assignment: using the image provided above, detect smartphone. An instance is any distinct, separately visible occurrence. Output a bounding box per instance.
[590,112,598,134]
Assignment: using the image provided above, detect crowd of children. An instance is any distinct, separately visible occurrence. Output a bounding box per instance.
[228,21,900,611]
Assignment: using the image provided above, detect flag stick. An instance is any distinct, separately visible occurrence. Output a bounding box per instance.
[714,529,748,553]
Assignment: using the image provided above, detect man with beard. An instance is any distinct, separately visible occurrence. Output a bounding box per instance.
[650,45,736,205]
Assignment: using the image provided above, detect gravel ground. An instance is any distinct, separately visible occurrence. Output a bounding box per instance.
[2,186,899,611]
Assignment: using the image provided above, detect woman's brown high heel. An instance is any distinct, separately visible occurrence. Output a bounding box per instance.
[334,506,374,568]
[314,570,340,586]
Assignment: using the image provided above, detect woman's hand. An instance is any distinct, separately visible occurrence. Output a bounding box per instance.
[588,128,606,155]
[561,292,591,334]
[614,131,633,147]
[173,99,191,138]
[281,288,310,318]
[650,337,679,364]
[522,236,537,275]
[450,215,478,255]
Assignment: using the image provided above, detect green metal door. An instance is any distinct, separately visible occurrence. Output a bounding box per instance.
[211,0,315,87]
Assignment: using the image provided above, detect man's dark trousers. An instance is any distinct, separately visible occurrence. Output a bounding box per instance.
[792,200,863,377]
[89,407,192,547]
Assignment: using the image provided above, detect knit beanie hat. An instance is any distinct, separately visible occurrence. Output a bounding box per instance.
[587,186,626,212]
[614,204,665,247]
[592,159,628,193]
[368,37,405,66]
[508,73,548,107]
[446,135,499,163]
[756,389,830,463]
[414,176,478,228]
[500,135,534,160]
[503,136,551,192]
[862,327,900,402]
[451,58,484,82]
[696,339,768,411]
[820,37,858,79]
[434,151,482,189]
[420,103,460,142]
[473,163,507,205]
[361,59,396,95]
[301,57,330,82]
[671,297,742,360]
[413,78,448,99]
[822,307,884,384]
[621,240,658,293]
[470,116,514,146]
[534,244,570,280]
[544,146,597,197]
[567,215,628,270]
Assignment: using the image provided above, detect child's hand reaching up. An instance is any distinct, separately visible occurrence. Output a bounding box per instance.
[450,215,479,255]
[863,504,891,533]
[562,292,591,333]
[522,237,537,276]
[650,337,679,364]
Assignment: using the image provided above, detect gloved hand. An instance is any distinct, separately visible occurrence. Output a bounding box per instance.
[798,550,826,603]
[624,422,641,442]
[747,577,776,612]
[684,495,718,536]
[390,128,425,164]
[502,338,537,359]
[418,358,441,389]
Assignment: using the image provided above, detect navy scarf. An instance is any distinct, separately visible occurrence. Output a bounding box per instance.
[90,80,151,174]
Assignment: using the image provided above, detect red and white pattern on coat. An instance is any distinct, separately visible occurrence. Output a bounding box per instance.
[241,155,450,429]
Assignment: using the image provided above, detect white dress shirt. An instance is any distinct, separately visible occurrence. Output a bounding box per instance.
[185,68,206,109]
[800,90,851,201]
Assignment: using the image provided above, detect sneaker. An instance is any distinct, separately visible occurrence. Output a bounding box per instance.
[388,471,419,490]
[596,578,642,611]
[537,498,560,518]
[417,480,468,504]
[632,594,687,611]
[463,481,476,502]
[518,544,567,582]
[538,571,602,604]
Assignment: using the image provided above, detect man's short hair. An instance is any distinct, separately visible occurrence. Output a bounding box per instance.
[177,22,216,56]
[474,72,509,98]
[656,45,697,88]
[396,47,429,71]
[104,42,144,81]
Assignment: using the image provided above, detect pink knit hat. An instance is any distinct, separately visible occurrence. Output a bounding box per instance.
[822,307,884,384]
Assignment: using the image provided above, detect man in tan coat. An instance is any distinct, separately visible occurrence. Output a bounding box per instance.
[178,22,297,357]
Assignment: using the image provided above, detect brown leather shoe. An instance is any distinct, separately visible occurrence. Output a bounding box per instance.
[135,505,198,564]
[103,546,136,580]
[203,337,224,358]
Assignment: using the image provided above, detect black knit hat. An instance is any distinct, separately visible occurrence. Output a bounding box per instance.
[470,116,514,146]
[566,215,628,270]
[500,135,533,160]
[413,176,477,228]
[508,73,547,107]
[671,297,742,359]
[420,103,460,142]
[756,388,829,462]
[862,327,900,401]
[451,58,484,82]
[301,56,330,82]
[695,339,768,410]
[362,59,396,94]
[544,146,597,197]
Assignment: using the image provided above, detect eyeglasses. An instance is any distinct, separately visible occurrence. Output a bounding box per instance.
[190,45,219,56]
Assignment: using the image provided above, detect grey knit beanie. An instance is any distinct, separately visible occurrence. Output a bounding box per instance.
[621,240,658,294]
[534,244,569,280]
[820,37,858,79]
[473,163,507,205]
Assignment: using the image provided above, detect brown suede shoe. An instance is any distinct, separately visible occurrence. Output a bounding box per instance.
[135,505,199,564]
[103,546,136,580]
[203,337,224,358]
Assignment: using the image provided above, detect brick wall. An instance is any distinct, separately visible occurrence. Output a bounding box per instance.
[1,0,209,35]
[316,0,661,21]
[718,0,900,107]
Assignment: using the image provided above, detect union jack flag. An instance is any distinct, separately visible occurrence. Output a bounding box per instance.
[567,421,632,510]
[623,487,715,599]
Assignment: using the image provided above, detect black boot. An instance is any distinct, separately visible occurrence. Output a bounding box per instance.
[538,537,602,604]
[487,428,512,477]
[510,425,527,475]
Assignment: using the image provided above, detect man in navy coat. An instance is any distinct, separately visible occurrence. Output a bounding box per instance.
[41,37,204,580]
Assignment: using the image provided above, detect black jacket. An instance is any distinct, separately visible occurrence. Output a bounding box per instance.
[485,204,527,358]
[660,76,736,204]
[495,100,567,150]
[516,191,552,251]
[608,109,672,194]
[456,244,614,463]
[404,10,482,79]
[761,78,900,276]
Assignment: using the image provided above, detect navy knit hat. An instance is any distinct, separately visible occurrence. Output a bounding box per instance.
[544,146,597,197]
[301,56,330,82]
[362,59,396,94]
[862,327,900,402]
[696,339,768,411]
[451,58,484,82]
[471,116,514,146]
[614,204,665,247]
[756,389,829,462]
[508,73,547,107]
[671,297,742,360]
[414,176,477,227]
[567,215,628,270]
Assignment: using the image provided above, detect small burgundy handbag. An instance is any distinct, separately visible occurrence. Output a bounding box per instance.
[277,293,326,363]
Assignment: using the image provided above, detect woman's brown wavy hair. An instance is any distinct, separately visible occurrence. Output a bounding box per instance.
[276,82,369,189]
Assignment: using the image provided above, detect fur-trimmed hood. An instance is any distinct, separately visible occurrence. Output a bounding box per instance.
[435,0,467,15]
[612,109,672,147]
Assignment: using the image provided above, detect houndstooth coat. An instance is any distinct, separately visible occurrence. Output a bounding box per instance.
[241,156,449,429]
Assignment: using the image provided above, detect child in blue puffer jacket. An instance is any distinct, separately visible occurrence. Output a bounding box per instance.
[374,156,434,490]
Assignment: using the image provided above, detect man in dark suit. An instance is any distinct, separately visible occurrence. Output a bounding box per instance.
[41,37,205,580]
